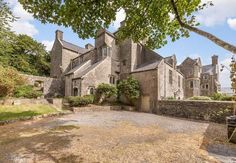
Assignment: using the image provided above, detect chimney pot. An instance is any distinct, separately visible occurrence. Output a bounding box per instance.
[85,43,94,50]
[212,55,218,65]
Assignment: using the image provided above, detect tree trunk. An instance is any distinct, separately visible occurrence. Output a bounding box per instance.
[98,94,105,104]
[170,0,236,54]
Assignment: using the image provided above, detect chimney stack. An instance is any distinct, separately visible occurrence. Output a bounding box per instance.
[85,43,94,50]
[55,30,63,40]
[212,55,218,65]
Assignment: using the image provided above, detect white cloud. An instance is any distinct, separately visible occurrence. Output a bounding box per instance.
[11,21,38,37]
[227,18,236,30]
[42,40,54,51]
[112,9,126,29]
[7,0,38,36]
[197,0,236,27]
[12,2,33,21]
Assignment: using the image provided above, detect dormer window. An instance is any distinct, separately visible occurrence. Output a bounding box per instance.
[102,46,111,57]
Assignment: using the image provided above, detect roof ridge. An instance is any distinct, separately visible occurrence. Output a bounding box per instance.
[61,40,85,49]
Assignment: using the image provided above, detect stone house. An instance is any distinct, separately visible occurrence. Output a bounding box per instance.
[178,55,220,98]
[50,24,219,110]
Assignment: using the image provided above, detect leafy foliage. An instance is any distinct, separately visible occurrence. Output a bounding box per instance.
[20,0,236,53]
[117,76,140,104]
[96,83,117,103]
[211,93,233,101]
[0,66,25,97]
[188,96,211,101]
[19,0,209,49]
[0,0,16,31]
[66,95,95,107]
[230,60,236,101]
[14,85,43,99]
[0,1,50,76]
[0,34,50,76]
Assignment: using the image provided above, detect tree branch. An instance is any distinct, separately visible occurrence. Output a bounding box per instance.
[170,0,236,54]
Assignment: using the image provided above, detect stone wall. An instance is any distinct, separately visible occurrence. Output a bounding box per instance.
[22,74,63,97]
[158,61,184,100]
[132,70,157,112]
[154,100,235,123]
[81,57,112,96]
[50,39,62,78]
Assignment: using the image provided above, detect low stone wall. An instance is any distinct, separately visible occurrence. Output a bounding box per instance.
[22,74,63,97]
[0,98,63,109]
[72,105,122,112]
[154,100,235,123]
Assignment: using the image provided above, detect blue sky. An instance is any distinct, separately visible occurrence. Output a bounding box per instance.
[7,0,236,88]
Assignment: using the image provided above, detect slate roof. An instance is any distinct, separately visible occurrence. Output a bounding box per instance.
[73,59,105,79]
[61,40,89,54]
[132,60,162,73]
[65,60,91,75]
[202,64,214,75]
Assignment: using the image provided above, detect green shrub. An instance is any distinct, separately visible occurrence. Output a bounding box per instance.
[96,83,117,104]
[83,95,95,104]
[0,66,25,97]
[117,76,140,105]
[220,96,233,101]
[188,96,211,101]
[14,85,43,98]
[211,93,233,101]
[66,95,94,107]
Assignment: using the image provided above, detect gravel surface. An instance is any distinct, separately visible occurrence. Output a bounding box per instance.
[0,111,235,163]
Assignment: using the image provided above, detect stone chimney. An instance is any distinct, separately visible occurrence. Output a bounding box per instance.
[212,55,218,65]
[85,43,94,50]
[55,30,63,40]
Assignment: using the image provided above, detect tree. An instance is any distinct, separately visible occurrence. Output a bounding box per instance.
[9,34,51,76]
[0,0,16,32]
[0,66,25,97]
[0,0,17,64]
[117,76,140,105]
[96,83,117,104]
[0,34,50,76]
[0,1,50,76]
[19,0,236,54]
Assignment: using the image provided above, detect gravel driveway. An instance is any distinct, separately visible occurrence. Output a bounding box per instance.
[0,111,235,163]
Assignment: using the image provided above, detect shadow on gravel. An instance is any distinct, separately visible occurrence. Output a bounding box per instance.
[0,124,83,163]
[200,123,236,160]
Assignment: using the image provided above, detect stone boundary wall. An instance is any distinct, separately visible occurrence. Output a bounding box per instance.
[21,74,63,97]
[0,98,63,109]
[154,100,235,123]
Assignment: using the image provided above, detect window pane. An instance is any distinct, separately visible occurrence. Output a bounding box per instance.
[190,81,193,88]
[169,70,173,84]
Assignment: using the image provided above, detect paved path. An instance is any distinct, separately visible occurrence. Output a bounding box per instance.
[0,111,235,163]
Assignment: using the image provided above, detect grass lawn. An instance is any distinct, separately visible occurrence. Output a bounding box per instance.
[0,104,58,121]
